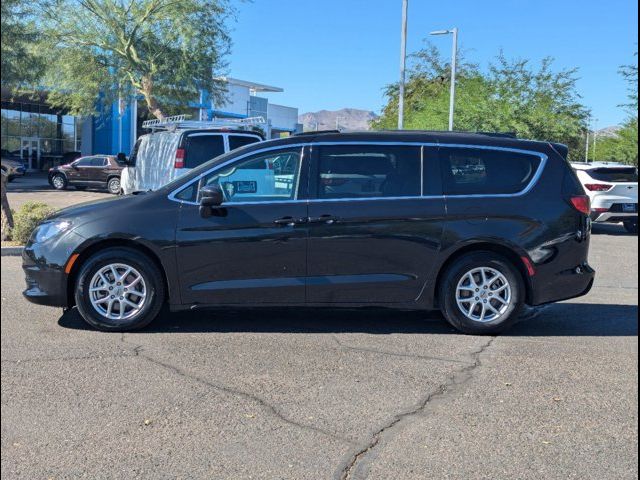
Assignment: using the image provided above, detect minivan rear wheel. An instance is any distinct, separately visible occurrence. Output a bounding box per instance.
[439,252,525,334]
[74,247,165,331]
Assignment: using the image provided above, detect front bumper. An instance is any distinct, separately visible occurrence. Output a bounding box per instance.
[21,231,85,308]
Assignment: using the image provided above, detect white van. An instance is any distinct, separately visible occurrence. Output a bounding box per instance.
[121,117,264,194]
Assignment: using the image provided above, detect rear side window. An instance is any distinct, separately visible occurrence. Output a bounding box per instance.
[229,135,261,151]
[317,145,421,199]
[440,147,542,195]
[586,167,638,183]
[90,157,107,167]
[184,135,225,168]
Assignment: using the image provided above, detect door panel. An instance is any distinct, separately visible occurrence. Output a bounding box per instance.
[174,146,309,306]
[176,203,308,305]
[306,144,445,304]
[306,198,445,303]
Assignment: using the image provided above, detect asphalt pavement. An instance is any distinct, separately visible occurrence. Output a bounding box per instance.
[1,225,637,479]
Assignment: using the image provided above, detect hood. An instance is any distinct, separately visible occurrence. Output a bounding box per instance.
[47,191,153,223]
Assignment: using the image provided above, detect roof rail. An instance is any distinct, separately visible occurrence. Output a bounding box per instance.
[294,130,341,136]
[142,115,266,132]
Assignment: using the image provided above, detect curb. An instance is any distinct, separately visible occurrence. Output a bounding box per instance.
[1,246,23,256]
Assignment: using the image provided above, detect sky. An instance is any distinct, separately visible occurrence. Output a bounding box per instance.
[228,0,638,128]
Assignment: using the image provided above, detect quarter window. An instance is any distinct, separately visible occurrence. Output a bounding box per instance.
[317,145,421,199]
[229,135,261,151]
[176,149,302,204]
[184,135,225,169]
[440,147,542,195]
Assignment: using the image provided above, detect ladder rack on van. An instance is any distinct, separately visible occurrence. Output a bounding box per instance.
[142,115,266,132]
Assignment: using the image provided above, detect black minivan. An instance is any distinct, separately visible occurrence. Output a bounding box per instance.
[22,131,595,334]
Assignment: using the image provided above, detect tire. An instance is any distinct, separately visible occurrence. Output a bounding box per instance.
[438,251,525,334]
[51,173,67,190]
[74,247,165,331]
[107,177,121,195]
[623,221,638,235]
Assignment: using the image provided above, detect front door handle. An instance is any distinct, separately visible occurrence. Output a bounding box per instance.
[274,217,303,227]
[308,215,339,225]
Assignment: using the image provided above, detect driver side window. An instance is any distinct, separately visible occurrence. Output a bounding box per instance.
[176,148,303,204]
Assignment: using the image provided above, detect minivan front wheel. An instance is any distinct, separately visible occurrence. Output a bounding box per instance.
[74,247,165,331]
[439,252,525,334]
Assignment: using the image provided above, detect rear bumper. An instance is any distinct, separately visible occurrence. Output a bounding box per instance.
[591,211,637,223]
[529,263,595,306]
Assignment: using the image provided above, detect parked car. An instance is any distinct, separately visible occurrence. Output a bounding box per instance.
[23,131,594,334]
[571,161,638,233]
[48,155,125,194]
[1,156,26,181]
[121,124,264,195]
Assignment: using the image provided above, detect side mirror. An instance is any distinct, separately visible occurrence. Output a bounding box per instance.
[199,185,224,218]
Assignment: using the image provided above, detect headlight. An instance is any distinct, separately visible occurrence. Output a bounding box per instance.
[32,221,72,244]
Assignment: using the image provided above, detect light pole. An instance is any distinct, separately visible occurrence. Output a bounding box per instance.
[430,28,458,131]
[398,0,409,129]
[593,119,599,162]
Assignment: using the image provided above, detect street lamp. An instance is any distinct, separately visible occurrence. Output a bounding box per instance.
[430,28,458,131]
[398,0,409,129]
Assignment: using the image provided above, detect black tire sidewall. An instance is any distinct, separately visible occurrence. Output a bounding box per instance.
[107,177,120,194]
[623,221,638,234]
[74,248,165,331]
[439,252,525,334]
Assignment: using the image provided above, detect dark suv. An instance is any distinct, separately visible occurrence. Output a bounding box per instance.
[48,155,124,194]
[23,131,594,334]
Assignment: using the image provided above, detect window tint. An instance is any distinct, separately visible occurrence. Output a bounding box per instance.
[176,149,302,203]
[184,135,225,168]
[440,147,541,195]
[229,135,261,151]
[90,157,107,167]
[586,167,638,183]
[74,157,92,167]
[317,145,421,199]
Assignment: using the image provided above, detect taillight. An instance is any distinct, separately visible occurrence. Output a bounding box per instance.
[569,195,591,215]
[174,148,185,168]
[584,183,613,192]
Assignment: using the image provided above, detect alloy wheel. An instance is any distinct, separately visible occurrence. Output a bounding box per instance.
[88,263,147,321]
[455,267,512,323]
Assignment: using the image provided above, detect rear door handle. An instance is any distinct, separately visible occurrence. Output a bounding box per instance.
[308,215,339,225]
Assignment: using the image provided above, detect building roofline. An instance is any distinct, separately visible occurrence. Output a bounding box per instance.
[220,77,284,93]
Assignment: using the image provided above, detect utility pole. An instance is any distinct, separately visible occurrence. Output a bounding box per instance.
[398,0,409,130]
[430,28,459,131]
[585,131,590,162]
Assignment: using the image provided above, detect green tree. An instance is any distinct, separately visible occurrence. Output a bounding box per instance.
[37,0,234,119]
[1,0,43,88]
[592,52,638,165]
[373,45,590,158]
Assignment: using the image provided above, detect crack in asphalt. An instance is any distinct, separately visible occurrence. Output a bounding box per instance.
[331,335,473,366]
[119,334,354,446]
[1,351,139,365]
[335,336,496,480]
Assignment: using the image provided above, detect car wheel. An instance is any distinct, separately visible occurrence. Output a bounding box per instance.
[623,221,638,234]
[74,247,165,331]
[438,251,525,334]
[51,173,67,190]
[107,177,121,195]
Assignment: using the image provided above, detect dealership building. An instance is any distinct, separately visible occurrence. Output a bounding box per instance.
[1,78,301,171]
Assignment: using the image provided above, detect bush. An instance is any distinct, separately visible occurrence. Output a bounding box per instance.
[11,202,57,244]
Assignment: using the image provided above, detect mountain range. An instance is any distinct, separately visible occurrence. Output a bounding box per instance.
[298,108,379,132]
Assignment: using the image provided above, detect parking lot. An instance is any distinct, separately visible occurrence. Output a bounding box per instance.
[1,202,638,479]
[6,173,111,210]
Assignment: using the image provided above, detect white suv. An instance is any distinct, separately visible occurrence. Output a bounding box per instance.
[572,162,638,233]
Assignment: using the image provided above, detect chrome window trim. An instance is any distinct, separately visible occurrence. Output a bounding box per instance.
[168,141,548,205]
